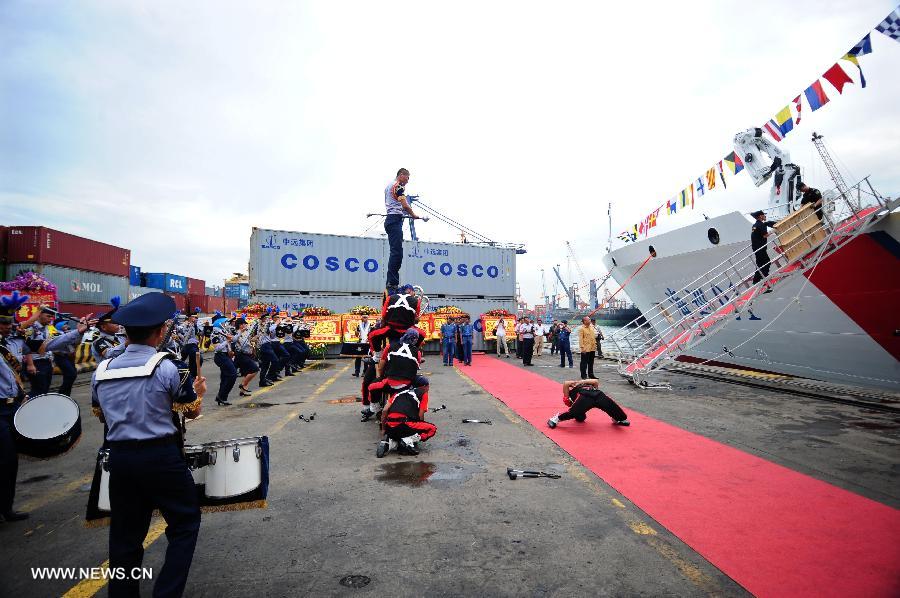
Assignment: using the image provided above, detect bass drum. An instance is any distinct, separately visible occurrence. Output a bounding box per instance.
[203,437,263,499]
[14,393,82,458]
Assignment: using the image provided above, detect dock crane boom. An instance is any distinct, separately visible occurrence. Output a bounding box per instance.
[552,266,576,310]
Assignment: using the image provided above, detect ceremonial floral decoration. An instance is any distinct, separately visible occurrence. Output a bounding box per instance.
[433,306,465,314]
[307,342,328,358]
[1,271,57,293]
[484,308,515,317]
[242,302,278,317]
[349,305,379,315]
[302,306,332,316]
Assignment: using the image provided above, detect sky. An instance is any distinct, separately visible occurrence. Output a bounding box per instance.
[2,1,898,306]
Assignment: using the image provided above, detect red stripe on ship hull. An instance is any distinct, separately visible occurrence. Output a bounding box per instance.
[805,233,900,360]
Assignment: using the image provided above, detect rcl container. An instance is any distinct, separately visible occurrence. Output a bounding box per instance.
[144,273,188,294]
[8,263,128,305]
[6,226,130,277]
[186,277,205,295]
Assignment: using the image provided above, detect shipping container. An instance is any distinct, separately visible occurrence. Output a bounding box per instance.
[0,226,8,261]
[207,295,225,314]
[167,292,187,312]
[224,282,250,299]
[249,229,517,297]
[129,265,142,286]
[144,272,188,294]
[224,298,240,312]
[57,302,105,319]
[187,293,208,314]
[6,226,130,277]
[186,277,205,295]
[128,286,162,301]
[8,263,128,305]
[205,286,222,297]
[252,293,515,352]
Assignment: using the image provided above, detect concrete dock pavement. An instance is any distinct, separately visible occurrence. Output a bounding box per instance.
[4,351,896,596]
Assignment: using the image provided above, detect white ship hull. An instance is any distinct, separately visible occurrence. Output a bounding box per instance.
[602,211,900,390]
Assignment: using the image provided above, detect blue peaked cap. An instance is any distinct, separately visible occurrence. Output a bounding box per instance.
[112,293,177,327]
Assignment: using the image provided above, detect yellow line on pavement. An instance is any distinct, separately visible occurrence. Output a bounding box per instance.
[62,361,351,597]
[61,519,167,598]
[269,363,351,435]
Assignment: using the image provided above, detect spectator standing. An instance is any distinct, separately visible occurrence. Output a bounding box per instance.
[591,318,605,359]
[578,316,597,379]
[519,317,535,366]
[557,320,573,368]
[495,316,510,358]
[459,316,474,366]
[514,318,523,359]
[533,319,546,357]
[549,321,559,356]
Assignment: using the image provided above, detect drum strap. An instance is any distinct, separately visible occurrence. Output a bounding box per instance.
[94,352,171,381]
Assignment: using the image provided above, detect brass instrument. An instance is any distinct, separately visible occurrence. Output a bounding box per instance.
[413,285,430,313]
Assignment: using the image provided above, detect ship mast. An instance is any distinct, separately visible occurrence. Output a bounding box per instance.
[811,132,858,211]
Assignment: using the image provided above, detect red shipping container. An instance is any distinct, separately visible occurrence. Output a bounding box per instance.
[6,226,130,277]
[188,294,209,314]
[208,295,225,314]
[224,298,239,313]
[0,225,8,261]
[166,292,187,312]
[186,277,205,295]
[57,302,103,319]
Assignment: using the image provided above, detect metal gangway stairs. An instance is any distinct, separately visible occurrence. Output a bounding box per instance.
[609,178,897,385]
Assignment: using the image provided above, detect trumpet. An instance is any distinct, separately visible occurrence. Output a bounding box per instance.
[40,306,86,325]
[413,285,430,313]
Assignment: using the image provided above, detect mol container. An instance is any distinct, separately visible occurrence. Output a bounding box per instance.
[144,272,188,294]
[249,229,516,297]
[6,226,130,277]
[8,263,128,305]
[128,286,162,301]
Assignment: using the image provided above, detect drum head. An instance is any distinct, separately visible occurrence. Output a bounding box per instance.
[14,393,81,440]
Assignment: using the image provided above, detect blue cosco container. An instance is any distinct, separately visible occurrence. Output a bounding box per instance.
[129,265,142,286]
[144,272,188,294]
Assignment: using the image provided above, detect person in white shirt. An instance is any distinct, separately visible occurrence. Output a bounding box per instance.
[519,317,536,366]
[533,319,547,357]
[495,317,510,357]
[353,315,372,377]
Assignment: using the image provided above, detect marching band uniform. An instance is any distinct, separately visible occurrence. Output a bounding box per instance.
[91,293,203,597]
[440,320,458,366]
[212,328,237,406]
[91,298,127,365]
[232,319,259,396]
[0,295,30,522]
[256,316,279,387]
[44,327,84,396]
[178,314,202,379]
[285,322,308,370]
[270,319,293,377]
[25,314,54,397]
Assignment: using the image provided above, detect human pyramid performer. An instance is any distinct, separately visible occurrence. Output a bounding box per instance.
[358,285,437,458]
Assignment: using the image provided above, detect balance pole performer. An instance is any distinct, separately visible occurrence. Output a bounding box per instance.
[383,168,425,296]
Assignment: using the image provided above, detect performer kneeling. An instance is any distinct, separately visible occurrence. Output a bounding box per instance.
[547,379,630,428]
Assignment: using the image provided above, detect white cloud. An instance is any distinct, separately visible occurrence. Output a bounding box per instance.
[2,0,898,306]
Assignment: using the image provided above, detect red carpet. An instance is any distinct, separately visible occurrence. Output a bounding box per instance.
[461,356,900,597]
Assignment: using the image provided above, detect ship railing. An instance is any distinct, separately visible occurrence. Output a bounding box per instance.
[609,177,895,373]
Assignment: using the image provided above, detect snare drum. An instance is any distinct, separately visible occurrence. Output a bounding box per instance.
[203,437,263,499]
[184,445,208,485]
[13,393,82,458]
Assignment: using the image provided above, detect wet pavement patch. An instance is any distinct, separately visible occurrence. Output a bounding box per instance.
[242,402,276,408]
[375,462,475,487]
[20,474,53,484]
[307,361,332,370]
[339,575,371,588]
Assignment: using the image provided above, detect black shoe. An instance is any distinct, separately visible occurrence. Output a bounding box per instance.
[763,288,773,294]
[360,410,373,422]
[614,419,631,426]
[376,436,390,458]
[284,372,295,377]
[239,390,252,397]
[2,510,29,522]
[271,375,283,381]
[216,398,231,406]
[260,381,273,388]
[397,442,419,456]
[352,373,360,377]
[239,384,250,393]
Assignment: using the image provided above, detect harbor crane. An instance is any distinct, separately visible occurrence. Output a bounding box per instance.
[552,265,576,311]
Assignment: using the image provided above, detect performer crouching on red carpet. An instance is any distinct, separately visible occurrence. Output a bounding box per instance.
[547,379,630,429]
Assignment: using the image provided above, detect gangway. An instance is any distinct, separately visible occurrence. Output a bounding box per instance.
[608,177,896,385]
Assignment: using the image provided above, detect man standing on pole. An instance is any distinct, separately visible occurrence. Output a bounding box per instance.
[384,168,424,295]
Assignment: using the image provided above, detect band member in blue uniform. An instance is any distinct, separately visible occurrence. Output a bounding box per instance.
[231,318,257,396]
[270,315,293,377]
[91,292,206,597]
[211,324,236,406]
[91,297,127,364]
[256,313,279,387]
[19,306,55,397]
[0,292,31,522]
[178,309,202,379]
[440,318,458,366]
[43,314,92,396]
